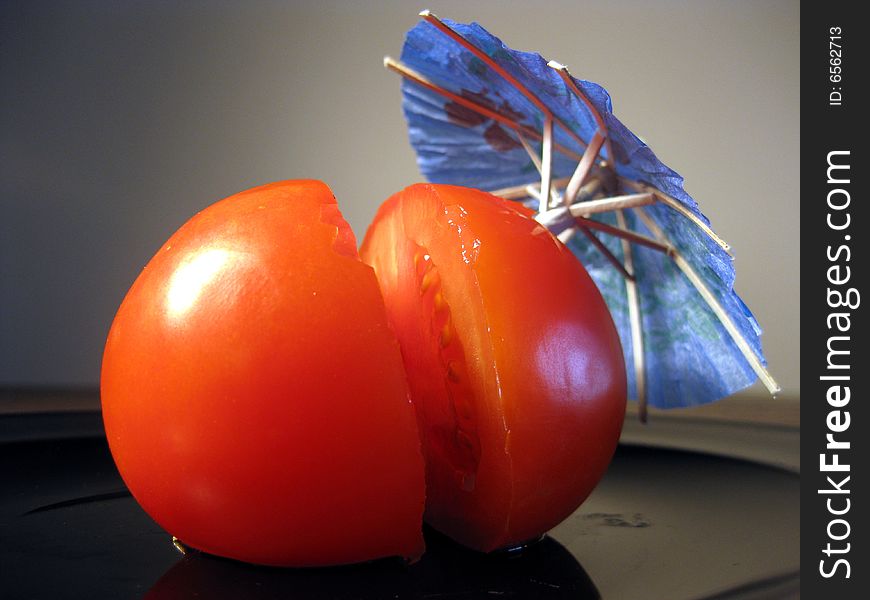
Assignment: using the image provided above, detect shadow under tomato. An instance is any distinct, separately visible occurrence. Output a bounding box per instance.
[144,527,600,599]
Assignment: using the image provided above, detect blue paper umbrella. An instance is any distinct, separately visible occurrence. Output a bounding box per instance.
[385,11,779,417]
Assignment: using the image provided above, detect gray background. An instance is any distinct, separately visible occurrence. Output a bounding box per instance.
[1,1,799,403]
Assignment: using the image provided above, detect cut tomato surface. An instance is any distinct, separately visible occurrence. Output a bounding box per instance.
[101,181,425,567]
[361,184,626,552]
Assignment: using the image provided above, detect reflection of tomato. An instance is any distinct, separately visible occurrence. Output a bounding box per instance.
[361,184,626,552]
[101,181,425,567]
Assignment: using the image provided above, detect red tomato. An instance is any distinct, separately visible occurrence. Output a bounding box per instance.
[360,184,626,552]
[101,180,425,567]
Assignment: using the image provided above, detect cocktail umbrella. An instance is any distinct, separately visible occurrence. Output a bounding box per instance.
[385,11,779,420]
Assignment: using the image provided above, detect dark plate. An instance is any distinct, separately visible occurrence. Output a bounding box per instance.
[0,413,799,599]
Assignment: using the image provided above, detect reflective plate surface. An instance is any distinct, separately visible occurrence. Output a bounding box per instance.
[0,412,799,599]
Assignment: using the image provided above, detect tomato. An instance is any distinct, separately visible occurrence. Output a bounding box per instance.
[360,184,626,552]
[101,180,426,567]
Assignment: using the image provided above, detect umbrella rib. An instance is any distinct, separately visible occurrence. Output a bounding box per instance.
[549,61,616,168]
[633,207,781,395]
[404,12,734,263]
[418,11,573,214]
[573,216,670,254]
[568,192,656,216]
[551,58,736,261]
[576,225,635,281]
[616,209,647,422]
[540,117,554,211]
[420,10,549,113]
[491,176,598,201]
[418,10,589,152]
[525,184,566,209]
[536,193,656,231]
[524,184,547,207]
[516,131,543,174]
[564,131,605,205]
[557,227,578,244]
[384,57,585,163]
[621,177,733,256]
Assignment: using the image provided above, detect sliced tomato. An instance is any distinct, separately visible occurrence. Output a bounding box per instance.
[101,180,425,567]
[360,184,626,552]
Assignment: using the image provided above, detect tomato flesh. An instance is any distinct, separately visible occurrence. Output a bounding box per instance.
[361,184,626,552]
[101,180,426,567]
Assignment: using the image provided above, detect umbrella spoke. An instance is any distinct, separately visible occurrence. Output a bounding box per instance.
[536,193,655,231]
[565,131,605,205]
[418,10,590,153]
[576,225,635,281]
[540,117,554,211]
[568,192,656,216]
[549,61,616,168]
[491,176,597,201]
[525,184,565,209]
[516,131,543,174]
[573,216,670,254]
[572,177,603,202]
[557,227,577,244]
[517,124,557,212]
[616,209,647,422]
[384,57,585,163]
[621,177,733,256]
[634,208,780,395]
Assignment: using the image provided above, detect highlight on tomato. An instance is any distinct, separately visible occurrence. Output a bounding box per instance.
[101,180,426,567]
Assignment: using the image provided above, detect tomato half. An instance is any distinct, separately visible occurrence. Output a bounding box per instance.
[101,180,425,567]
[360,184,626,552]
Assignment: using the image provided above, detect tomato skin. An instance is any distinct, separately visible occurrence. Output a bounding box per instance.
[361,184,626,552]
[101,180,425,567]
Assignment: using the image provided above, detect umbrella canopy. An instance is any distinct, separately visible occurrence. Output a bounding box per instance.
[386,11,779,418]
